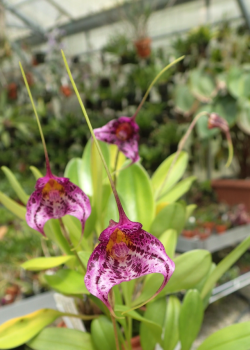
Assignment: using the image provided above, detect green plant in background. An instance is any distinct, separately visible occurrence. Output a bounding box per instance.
[0,54,250,350]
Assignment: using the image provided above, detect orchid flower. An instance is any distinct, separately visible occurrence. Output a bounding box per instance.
[207,112,233,167]
[94,57,184,164]
[62,51,175,316]
[20,63,91,237]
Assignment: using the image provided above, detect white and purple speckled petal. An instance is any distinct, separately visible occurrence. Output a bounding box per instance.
[26,174,91,236]
[84,221,175,311]
[93,116,140,163]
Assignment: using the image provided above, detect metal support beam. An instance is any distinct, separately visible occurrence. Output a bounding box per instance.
[236,0,250,31]
[0,0,46,40]
[15,0,194,46]
[45,0,74,20]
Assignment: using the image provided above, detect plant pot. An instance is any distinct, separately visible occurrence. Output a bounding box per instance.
[198,231,211,240]
[122,336,142,350]
[7,83,18,100]
[202,222,215,232]
[134,37,151,58]
[212,179,250,212]
[182,229,197,239]
[216,224,227,234]
[60,85,72,97]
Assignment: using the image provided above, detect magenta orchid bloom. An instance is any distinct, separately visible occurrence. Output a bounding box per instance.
[208,113,229,133]
[26,168,91,236]
[94,116,140,163]
[84,201,174,313]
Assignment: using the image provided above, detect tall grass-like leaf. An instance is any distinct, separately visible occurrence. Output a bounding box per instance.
[1,166,29,204]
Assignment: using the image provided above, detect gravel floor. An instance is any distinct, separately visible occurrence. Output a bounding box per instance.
[193,285,250,349]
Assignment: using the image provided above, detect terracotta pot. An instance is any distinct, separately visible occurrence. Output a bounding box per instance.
[212,179,250,212]
[60,85,72,97]
[202,222,215,232]
[122,335,142,350]
[216,224,227,234]
[134,37,151,58]
[182,229,197,239]
[198,230,211,240]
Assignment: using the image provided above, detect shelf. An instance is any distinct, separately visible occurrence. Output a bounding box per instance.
[176,224,250,253]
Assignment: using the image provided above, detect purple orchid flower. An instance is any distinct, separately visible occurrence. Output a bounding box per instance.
[26,167,91,236]
[94,116,140,163]
[84,194,174,314]
[208,113,229,134]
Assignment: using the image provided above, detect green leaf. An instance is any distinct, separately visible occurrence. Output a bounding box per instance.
[21,256,75,271]
[0,191,26,220]
[158,176,196,204]
[62,215,91,252]
[116,163,155,231]
[64,158,83,189]
[150,203,186,237]
[190,69,215,101]
[185,204,197,221]
[201,235,250,299]
[133,250,211,306]
[173,85,196,114]
[159,229,177,259]
[27,328,94,350]
[197,322,250,350]
[237,98,250,135]
[227,67,250,99]
[179,290,204,350]
[78,251,91,269]
[44,219,72,256]
[30,166,43,180]
[116,305,162,342]
[152,151,188,200]
[91,316,116,350]
[44,269,89,295]
[163,296,181,350]
[140,298,166,350]
[1,166,29,204]
[0,309,60,349]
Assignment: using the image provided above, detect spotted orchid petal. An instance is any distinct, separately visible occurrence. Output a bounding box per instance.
[208,113,229,133]
[26,174,91,236]
[84,219,175,312]
[94,116,139,163]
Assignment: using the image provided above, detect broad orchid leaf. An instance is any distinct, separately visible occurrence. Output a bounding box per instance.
[64,157,84,189]
[78,251,91,269]
[179,290,204,350]
[197,322,250,350]
[1,166,29,204]
[152,151,188,200]
[190,69,215,101]
[21,256,75,271]
[133,250,211,306]
[140,298,166,350]
[0,309,61,349]
[27,328,94,350]
[0,191,26,220]
[237,98,250,135]
[201,235,250,299]
[227,67,250,99]
[44,269,89,295]
[116,162,155,231]
[91,316,117,350]
[185,204,197,221]
[44,219,72,256]
[159,229,177,259]
[30,166,43,180]
[150,202,186,237]
[157,176,196,204]
[109,144,126,171]
[163,296,181,350]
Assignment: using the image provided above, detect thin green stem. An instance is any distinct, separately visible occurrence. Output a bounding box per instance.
[59,218,86,274]
[156,111,209,201]
[61,50,127,224]
[111,313,121,350]
[131,56,184,120]
[226,132,234,167]
[19,62,51,176]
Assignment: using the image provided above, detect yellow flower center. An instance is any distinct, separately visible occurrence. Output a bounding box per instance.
[106,228,132,260]
[42,179,65,201]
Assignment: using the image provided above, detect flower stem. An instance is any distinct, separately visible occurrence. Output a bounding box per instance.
[111,313,121,350]
[61,50,127,224]
[131,56,184,120]
[59,218,86,274]
[19,62,52,176]
[157,111,209,201]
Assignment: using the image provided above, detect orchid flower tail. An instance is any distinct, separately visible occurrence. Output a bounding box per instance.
[19,62,52,176]
[61,50,127,224]
[226,132,234,167]
[131,55,185,120]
